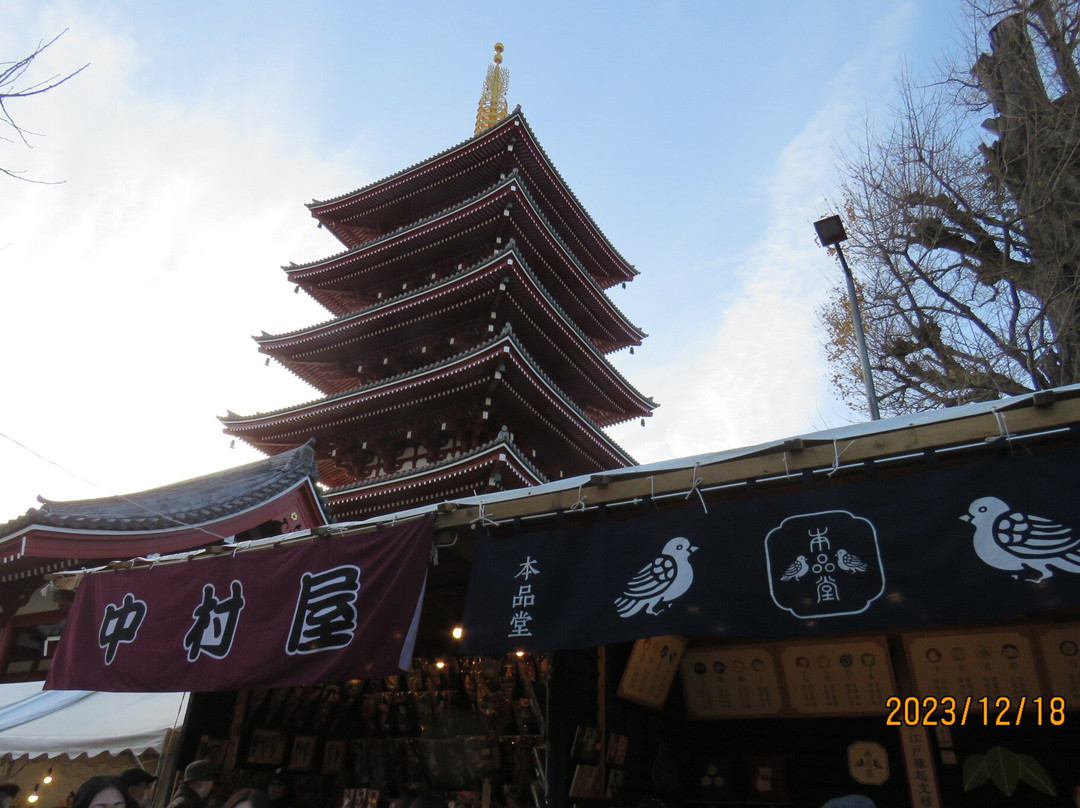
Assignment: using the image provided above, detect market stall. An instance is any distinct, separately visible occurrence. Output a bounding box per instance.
[0,680,188,807]
[38,387,1080,808]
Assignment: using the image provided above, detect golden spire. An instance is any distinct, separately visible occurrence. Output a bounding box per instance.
[474,42,509,135]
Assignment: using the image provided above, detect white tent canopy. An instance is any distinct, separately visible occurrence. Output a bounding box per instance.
[0,680,188,759]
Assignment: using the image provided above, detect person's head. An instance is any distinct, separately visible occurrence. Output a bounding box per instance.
[0,783,19,808]
[223,790,270,808]
[402,793,447,808]
[180,760,217,799]
[119,769,158,808]
[73,777,137,808]
[265,773,287,804]
[821,797,877,808]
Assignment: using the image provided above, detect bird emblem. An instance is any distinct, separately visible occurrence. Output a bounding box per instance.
[961,496,1080,582]
[836,548,868,574]
[781,554,810,581]
[614,536,698,617]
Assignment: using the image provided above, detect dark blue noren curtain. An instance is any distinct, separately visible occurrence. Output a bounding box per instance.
[462,446,1080,653]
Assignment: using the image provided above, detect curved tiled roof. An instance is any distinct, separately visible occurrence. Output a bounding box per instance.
[324,438,548,522]
[289,173,644,344]
[259,245,654,416]
[226,327,640,445]
[308,110,523,209]
[223,328,638,474]
[290,173,523,274]
[307,108,636,283]
[325,434,548,497]
[0,442,320,538]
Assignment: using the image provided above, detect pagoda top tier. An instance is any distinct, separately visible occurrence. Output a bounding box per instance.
[306,108,636,289]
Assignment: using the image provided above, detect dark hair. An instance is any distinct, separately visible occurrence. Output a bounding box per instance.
[73,777,138,808]
[223,789,270,808]
[0,784,19,799]
[402,793,448,808]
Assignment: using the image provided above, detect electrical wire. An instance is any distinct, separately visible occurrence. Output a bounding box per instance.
[0,429,229,541]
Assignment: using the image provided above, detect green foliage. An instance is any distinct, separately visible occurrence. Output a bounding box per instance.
[1015,753,1057,797]
[962,746,1056,797]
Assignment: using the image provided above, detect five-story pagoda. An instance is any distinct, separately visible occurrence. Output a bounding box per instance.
[221,45,656,521]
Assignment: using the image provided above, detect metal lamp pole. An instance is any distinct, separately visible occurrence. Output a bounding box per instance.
[814,215,880,421]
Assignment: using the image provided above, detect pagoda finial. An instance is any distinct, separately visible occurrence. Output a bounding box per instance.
[474,42,509,135]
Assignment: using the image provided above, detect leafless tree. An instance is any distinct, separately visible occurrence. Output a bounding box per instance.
[1,30,87,182]
[821,0,1080,416]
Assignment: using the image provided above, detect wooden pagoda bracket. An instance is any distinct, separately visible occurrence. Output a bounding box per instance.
[497,138,519,176]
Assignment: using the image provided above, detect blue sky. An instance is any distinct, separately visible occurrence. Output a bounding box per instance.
[0,1,972,518]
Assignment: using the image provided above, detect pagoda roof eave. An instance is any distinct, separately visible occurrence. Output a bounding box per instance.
[326,437,547,499]
[258,248,654,414]
[306,108,637,284]
[222,330,637,468]
[324,440,547,521]
[288,175,643,339]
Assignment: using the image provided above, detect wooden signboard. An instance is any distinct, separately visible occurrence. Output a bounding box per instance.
[905,629,1041,702]
[289,734,316,771]
[680,645,784,719]
[1035,623,1080,706]
[779,637,895,715]
[899,726,942,808]
[616,635,686,709]
[323,739,346,774]
[847,740,889,786]
[247,728,286,765]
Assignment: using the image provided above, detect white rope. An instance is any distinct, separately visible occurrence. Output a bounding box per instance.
[993,408,1012,441]
[684,462,708,514]
[470,499,499,529]
[570,483,586,512]
[827,439,854,477]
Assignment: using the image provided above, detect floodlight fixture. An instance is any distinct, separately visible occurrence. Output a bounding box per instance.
[813,215,880,420]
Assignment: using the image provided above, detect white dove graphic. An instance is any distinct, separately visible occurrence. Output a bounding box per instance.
[961,496,1080,582]
[781,554,810,581]
[614,536,698,617]
[836,548,868,573]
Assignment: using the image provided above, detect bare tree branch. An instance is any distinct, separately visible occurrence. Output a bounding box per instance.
[821,0,1080,415]
[1,29,88,183]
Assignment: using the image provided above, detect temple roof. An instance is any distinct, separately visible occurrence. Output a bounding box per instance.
[0,443,329,581]
[223,329,638,475]
[324,437,546,522]
[290,174,644,347]
[307,108,636,288]
[259,247,655,420]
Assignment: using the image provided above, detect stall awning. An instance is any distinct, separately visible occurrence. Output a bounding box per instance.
[0,680,187,758]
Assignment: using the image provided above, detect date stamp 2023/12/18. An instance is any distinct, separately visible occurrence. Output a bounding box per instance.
[885,695,1066,727]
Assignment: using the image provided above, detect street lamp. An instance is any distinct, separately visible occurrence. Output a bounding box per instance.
[813,215,880,421]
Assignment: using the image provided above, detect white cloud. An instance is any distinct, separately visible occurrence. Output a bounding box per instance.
[608,5,917,464]
[0,1,928,519]
[0,9,354,516]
